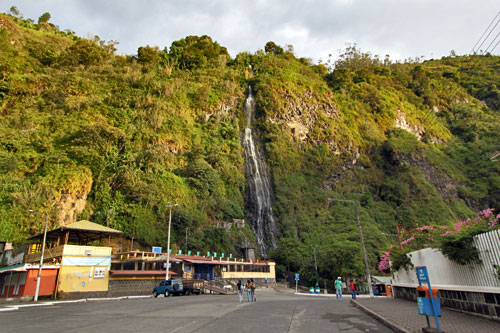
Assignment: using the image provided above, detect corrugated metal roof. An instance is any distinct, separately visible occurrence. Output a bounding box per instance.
[61,220,123,234]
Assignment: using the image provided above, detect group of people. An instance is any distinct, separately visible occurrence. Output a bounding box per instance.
[334,276,357,300]
[236,279,256,302]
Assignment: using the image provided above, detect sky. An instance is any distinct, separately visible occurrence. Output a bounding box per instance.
[2,0,500,63]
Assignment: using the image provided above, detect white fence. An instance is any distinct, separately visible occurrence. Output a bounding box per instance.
[393,229,500,291]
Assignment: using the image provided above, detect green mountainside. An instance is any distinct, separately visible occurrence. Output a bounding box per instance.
[1,14,499,284]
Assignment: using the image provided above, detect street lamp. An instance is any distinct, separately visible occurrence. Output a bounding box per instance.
[29,210,48,302]
[310,245,319,288]
[165,202,178,280]
[328,198,374,298]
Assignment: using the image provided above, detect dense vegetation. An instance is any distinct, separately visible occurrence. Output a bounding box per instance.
[1,12,499,286]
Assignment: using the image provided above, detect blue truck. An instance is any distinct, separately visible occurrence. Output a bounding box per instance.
[152,279,203,297]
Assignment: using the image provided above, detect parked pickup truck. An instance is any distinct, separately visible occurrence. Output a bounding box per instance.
[152,279,203,297]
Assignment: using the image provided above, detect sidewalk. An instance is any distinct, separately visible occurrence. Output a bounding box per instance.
[352,297,500,333]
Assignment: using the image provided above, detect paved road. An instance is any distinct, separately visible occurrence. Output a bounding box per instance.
[0,289,391,332]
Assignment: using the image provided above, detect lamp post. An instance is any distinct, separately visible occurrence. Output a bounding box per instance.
[165,202,178,280]
[328,198,374,298]
[29,210,48,302]
[310,245,319,287]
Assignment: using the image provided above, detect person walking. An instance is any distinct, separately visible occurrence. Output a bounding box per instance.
[349,279,356,300]
[250,279,256,301]
[237,280,244,302]
[245,280,252,302]
[334,276,343,300]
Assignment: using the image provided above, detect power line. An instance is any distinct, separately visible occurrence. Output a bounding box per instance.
[475,12,500,54]
[490,35,500,54]
[484,29,500,54]
[472,10,500,53]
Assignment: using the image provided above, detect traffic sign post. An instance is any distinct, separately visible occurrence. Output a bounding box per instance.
[295,273,300,293]
[416,266,441,333]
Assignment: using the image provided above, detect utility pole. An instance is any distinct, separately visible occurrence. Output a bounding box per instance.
[310,245,319,287]
[165,202,178,280]
[328,198,374,298]
[34,214,48,302]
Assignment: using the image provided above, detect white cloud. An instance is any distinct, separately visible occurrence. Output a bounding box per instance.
[3,0,499,61]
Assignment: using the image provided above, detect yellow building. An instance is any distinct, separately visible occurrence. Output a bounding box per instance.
[26,220,123,298]
[57,245,112,294]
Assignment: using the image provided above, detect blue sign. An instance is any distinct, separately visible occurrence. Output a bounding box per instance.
[415,266,442,332]
[152,247,162,253]
[417,297,425,315]
[416,266,429,283]
[295,273,300,281]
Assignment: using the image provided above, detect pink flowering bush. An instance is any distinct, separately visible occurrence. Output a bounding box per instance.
[378,251,391,271]
[378,209,500,271]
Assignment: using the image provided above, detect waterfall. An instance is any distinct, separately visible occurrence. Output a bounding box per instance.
[242,85,277,257]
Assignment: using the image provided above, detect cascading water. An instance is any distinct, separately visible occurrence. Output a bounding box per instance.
[242,85,277,257]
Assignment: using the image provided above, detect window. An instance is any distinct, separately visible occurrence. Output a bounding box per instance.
[94,267,106,279]
[123,262,135,270]
[111,263,121,270]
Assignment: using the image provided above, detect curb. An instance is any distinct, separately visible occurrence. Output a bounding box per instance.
[294,292,337,297]
[350,299,411,333]
[0,295,152,312]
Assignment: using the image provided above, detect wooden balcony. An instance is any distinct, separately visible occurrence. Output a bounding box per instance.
[25,245,65,264]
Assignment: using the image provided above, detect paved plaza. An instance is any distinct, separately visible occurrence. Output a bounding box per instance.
[0,288,390,333]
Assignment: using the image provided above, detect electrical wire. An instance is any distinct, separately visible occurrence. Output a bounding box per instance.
[476,13,500,54]
[489,35,500,54]
[472,10,500,53]
[484,29,500,54]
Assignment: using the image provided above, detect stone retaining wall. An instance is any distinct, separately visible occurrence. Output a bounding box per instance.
[393,286,500,319]
[108,278,164,296]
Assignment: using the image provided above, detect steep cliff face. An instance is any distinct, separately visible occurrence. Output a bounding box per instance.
[56,190,91,226]
[268,90,338,142]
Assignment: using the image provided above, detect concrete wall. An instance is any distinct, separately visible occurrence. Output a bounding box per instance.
[58,245,112,293]
[392,229,500,319]
[108,278,164,296]
[393,230,500,288]
[0,244,26,266]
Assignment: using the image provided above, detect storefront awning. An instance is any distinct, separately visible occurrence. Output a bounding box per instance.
[0,264,26,273]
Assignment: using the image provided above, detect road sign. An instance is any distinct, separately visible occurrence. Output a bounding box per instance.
[295,273,300,281]
[416,266,441,332]
[416,266,429,283]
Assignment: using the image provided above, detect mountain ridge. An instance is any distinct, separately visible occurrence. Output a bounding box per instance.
[1,13,499,284]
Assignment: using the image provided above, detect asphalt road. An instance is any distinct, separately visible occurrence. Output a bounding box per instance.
[0,289,392,332]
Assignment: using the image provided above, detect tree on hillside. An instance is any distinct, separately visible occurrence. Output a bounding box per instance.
[9,6,22,18]
[168,35,229,70]
[38,12,51,24]
[264,41,284,55]
[137,45,160,64]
